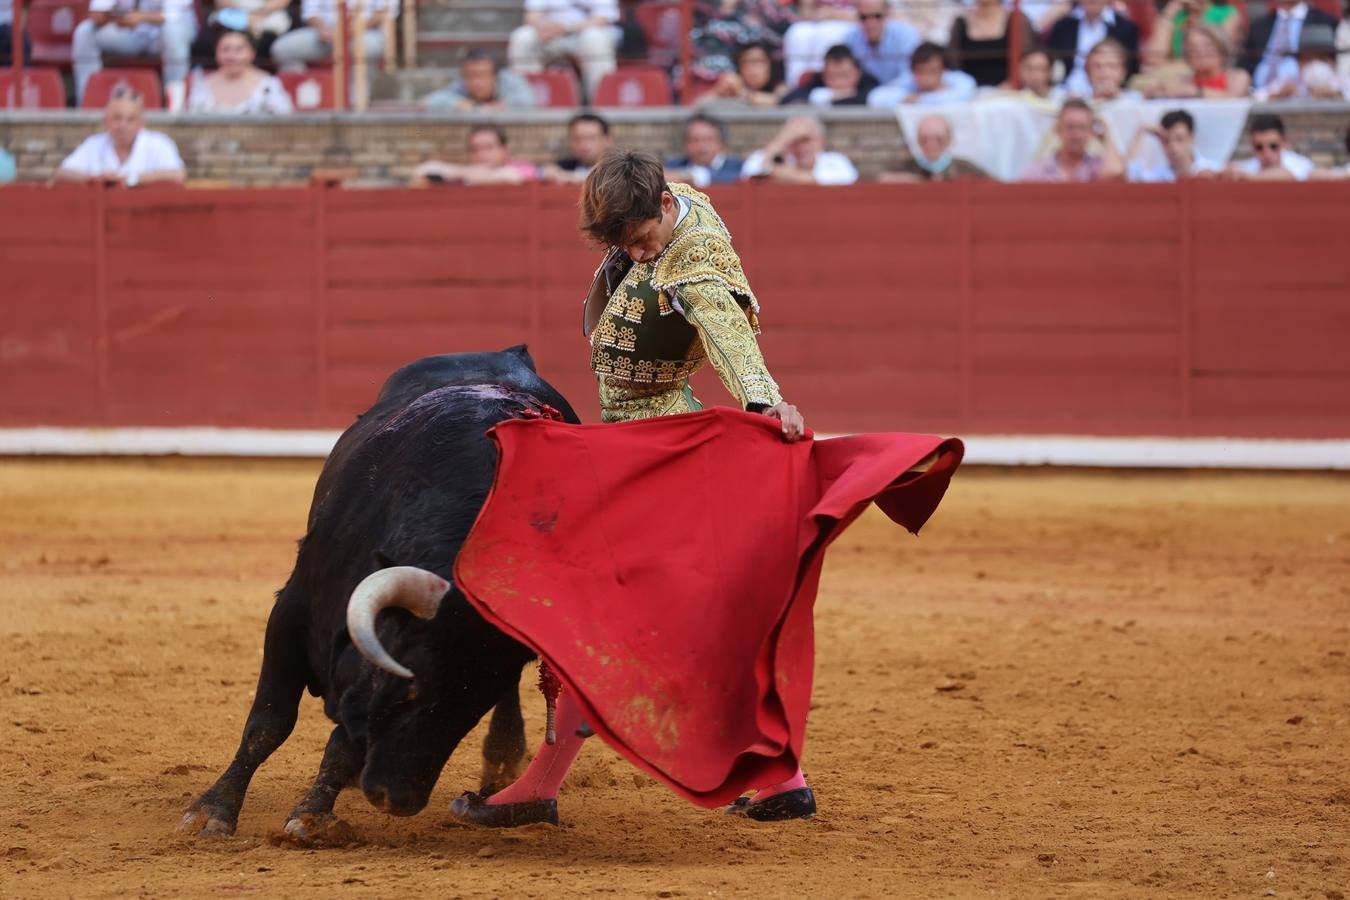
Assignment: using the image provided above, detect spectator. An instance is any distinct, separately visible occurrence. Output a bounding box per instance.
[1143,23,1251,98]
[781,0,859,89]
[699,40,789,107]
[843,0,920,84]
[271,0,388,70]
[53,89,185,187]
[508,0,618,100]
[689,0,794,85]
[867,41,978,106]
[1256,23,1348,99]
[1144,0,1242,68]
[781,43,879,105]
[741,115,859,184]
[195,0,292,63]
[540,112,612,183]
[1243,0,1340,91]
[1125,109,1221,181]
[666,113,745,187]
[948,0,1035,88]
[423,47,536,110]
[1,0,31,66]
[1226,113,1315,180]
[1020,98,1124,182]
[72,0,198,109]
[411,125,538,186]
[879,113,990,182]
[1014,47,1065,101]
[1047,0,1140,97]
[187,30,293,113]
[1082,38,1140,100]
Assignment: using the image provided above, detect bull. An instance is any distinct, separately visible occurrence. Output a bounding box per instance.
[179,347,577,838]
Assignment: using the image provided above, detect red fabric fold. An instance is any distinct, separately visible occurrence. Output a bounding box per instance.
[454,408,963,807]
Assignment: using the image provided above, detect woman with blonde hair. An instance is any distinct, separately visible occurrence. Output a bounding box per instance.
[1143,22,1249,98]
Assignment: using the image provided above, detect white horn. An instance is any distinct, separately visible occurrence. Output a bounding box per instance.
[346,566,449,679]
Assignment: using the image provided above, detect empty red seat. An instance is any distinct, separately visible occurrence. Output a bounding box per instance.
[0,68,68,108]
[593,66,673,107]
[525,69,581,108]
[634,2,683,68]
[27,0,81,68]
[280,69,334,110]
[81,68,164,108]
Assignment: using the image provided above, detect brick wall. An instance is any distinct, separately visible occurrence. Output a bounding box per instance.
[2,103,1347,185]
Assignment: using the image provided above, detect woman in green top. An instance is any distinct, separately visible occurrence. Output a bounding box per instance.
[1145,0,1242,66]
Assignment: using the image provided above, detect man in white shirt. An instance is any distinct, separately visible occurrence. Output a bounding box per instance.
[72,0,198,108]
[1126,109,1220,182]
[53,89,185,186]
[271,0,388,69]
[740,115,859,185]
[867,41,977,107]
[508,0,618,99]
[1226,113,1315,181]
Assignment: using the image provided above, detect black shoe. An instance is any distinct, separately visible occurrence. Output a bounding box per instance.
[725,787,816,821]
[448,790,559,828]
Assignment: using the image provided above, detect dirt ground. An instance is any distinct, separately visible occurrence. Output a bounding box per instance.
[2,458,1348,899]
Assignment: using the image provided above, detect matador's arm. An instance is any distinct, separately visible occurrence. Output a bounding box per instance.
[675,279,783,411]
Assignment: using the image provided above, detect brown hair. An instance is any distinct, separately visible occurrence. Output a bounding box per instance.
[579,149,668,248]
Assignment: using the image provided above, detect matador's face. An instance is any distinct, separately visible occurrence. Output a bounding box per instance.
[620,191,678,265]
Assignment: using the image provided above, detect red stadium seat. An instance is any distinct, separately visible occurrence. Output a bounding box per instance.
[0,68,68,108]
[280,69,334,110]
[81,68,164,109]
[27,0,81,68]
[634,2,683,68]
[1123,0,1155,41]
[525,69,581,108]
[593,66,673,107]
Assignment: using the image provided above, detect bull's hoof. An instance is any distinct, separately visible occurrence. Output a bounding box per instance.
[479,753,528,793]
[276,814,358,847]
[448,791,558,828]
[177,806,237,837]
[725,787,817,822]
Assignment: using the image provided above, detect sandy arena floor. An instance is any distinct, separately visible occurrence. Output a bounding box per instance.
[1,458,1348,898]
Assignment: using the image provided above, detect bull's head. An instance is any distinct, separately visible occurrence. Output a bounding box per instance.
[344,566,527,816]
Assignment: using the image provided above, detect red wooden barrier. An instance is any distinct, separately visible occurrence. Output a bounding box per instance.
[2,181,1348,437]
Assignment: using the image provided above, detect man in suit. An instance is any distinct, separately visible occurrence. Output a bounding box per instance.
[1047,0,1140,96]
[1242,0,1341,90]
[665,113,745,188]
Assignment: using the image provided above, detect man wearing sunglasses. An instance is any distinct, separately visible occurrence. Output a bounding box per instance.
[843,0,921,83]
[1227,113,1314,181]
[53,88,185,187]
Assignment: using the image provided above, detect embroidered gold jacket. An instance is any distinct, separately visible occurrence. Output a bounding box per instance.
[583,183,781,418]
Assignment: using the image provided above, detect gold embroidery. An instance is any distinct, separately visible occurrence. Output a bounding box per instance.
[615,326,637,352]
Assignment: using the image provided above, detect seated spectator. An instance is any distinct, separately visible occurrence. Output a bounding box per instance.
[1014,47,1066,101]
[54,89,185,187]
[1144,0,1242,68]
[879,113,990,182]
[948,0,1035,88]
[867,42,978,107]
[781,0,859,89]
[188,30,294,114]
[72,0,198,109]
[1125,109,1221,181]
[1,0,31,66]
[1226,113,1314,180]
[1256,23,1348,100]
[781,43,878,105]
[1142,23,1251,98]
[666,113,744,187]
[508,0,618,100]
[1020,98,1124,182]
[689,0,794,85]
[1081,38,1140,101]
[843,0,920,84]
[740,115,859,184]
[1242,0,1339,92]
[540,112,612,183]
[423,47,536,110]
[1047,0,1140,97]
[412,125,538,186]
[196,0,292,63]
[699,40,789,107]
[271,0,388,70]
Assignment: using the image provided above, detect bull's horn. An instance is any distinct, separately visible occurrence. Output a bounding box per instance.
[346,566,449,679]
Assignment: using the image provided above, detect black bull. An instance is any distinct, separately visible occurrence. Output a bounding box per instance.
[180,347,578,837]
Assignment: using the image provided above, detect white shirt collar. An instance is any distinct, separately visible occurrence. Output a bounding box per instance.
[1276,2,1308,19]
[1073,5,1116,25]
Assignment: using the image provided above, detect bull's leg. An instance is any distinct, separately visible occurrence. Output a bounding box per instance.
[479,681,528,791]
[179,601,309,837]
[278,725,364,845]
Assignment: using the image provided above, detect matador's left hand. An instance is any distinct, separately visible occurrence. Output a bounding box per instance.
[762,401,806,442]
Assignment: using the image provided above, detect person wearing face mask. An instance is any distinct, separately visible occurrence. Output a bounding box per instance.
[1047,0,1141,97]
[188,30,293,114]
[880,113,989,182]
[1125,109,1221,181]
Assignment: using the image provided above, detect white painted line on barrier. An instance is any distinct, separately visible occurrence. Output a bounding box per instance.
[0,428,1347,470]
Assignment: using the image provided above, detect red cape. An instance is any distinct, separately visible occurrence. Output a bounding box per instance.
[455,408,962,807]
